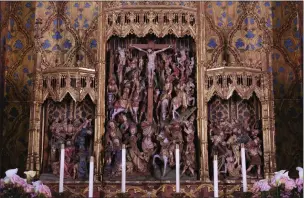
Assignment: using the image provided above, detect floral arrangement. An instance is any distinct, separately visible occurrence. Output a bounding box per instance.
[0,168,52,198]
[251,167,303,198]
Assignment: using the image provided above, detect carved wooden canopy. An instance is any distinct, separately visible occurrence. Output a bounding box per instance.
[41,68,97,103]
[205,63,264,101]
[104,2,197,40]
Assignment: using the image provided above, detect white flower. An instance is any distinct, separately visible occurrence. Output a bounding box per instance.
[32,180,42,186]
[24,171,36,178]
[5,168,18,178]
[296,167,303,179]
[32,180,43,189]
[24,171,36,181]
[3,177,11,184]
[270,170,290,186]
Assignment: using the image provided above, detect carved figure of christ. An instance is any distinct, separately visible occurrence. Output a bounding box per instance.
[130,42,172,87]
[130,41,172,122]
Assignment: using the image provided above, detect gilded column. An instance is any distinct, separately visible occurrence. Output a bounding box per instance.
[259,7,276,178]
[197,1,209,181]
[94,2,106,181]
[265,47,276,176]
[26,17,44,174]
[260,46,275,179]
[26,52,43,175]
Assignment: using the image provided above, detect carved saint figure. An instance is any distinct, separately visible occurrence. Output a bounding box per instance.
[105,121,121,166]
[117,47,127,84]
[141,122,156,159]
[171,82,188,120]
[176,48,188,67]
[227,132,240,166]
[73,119,92,150]
[181,133,195,176]
[126,124,147,173]
[112,87,131,119]
[153,137,170,177]
[246,139,262,178]
[224,156,241,178]
[158,78,172,121]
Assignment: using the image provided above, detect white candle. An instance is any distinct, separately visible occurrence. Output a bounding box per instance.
[175,144,180,193]
[88,156,94,197]
[213,155,219,198]
[121,144,126,193]
[241,144,248,192]
[59,144,65,193]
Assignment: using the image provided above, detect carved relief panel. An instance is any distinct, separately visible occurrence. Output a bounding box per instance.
[208,94,263,180]
[103,35,198,180]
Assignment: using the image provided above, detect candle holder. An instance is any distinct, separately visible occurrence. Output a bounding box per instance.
[116,192,130,198]
[171,192,186,198]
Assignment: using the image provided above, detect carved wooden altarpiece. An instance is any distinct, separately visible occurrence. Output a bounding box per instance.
[25,1,276,197]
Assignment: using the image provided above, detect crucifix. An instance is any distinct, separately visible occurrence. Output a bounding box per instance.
[130,41,172,123]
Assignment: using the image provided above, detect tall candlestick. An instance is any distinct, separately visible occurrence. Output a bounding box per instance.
[121,144,126,193]
[241,144,248,192]
[59,144,65,193]
[175,144,180,193]
[88,156,94,197]
[213,155,219,198]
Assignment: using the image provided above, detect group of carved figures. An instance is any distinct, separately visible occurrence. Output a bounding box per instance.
[105,42,197,178]
[45,39,264,181]
[209,117,263,179]
[49,117,93,180]
[104,115,197,177]
[108,44,196,122]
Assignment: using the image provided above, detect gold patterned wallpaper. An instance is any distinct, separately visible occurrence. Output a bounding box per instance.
[0,1,302,176]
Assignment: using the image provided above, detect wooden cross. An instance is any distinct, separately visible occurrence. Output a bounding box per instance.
[131,40,171,50]
[131,41,171,123]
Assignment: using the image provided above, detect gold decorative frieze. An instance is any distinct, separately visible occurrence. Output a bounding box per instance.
[103,1,197,10]
[41,68,97,103]
[205,64,264,101]
[105,9,197,39]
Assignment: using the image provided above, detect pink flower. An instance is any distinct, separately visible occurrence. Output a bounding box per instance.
[252,179,271,193]
[281,191,292,198]
[10,174,27,187]
[24,184,34,193]
[36,184,52,197]
[284,178,296,191]
[279,176,289,184]
[296,178,303,192]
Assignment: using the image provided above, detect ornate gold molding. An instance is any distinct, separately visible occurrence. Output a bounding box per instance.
[104,7,197,39]
[103,1,197,10]
[41,69,97,103]
[205,66,264,101]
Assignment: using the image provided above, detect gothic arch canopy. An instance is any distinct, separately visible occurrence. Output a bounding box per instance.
[205,66,264,102]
